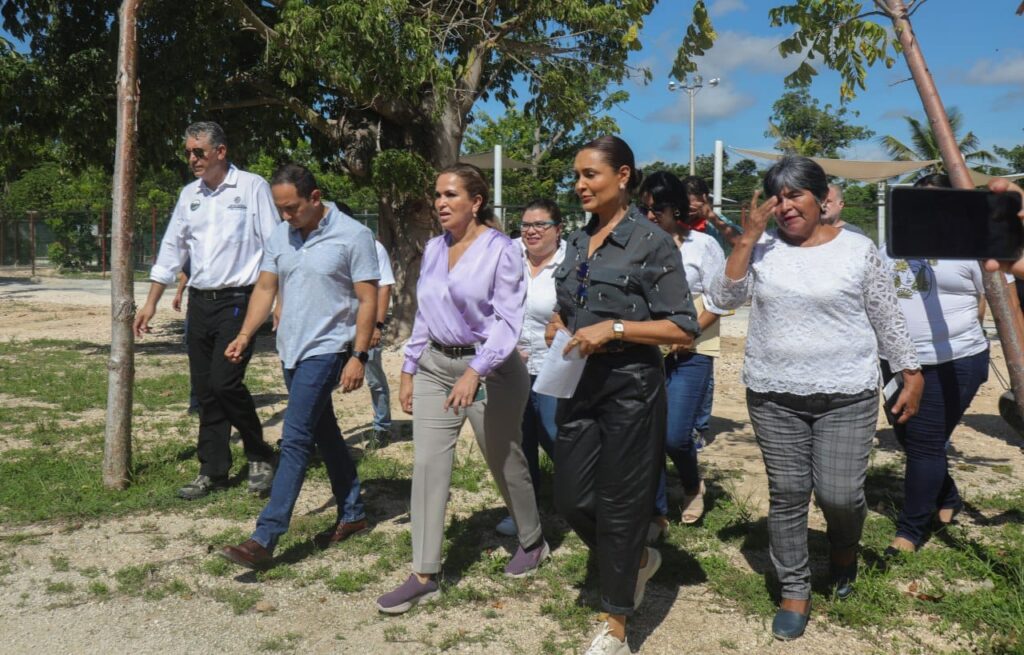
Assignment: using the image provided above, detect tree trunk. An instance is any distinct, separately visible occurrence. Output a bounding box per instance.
[886,0,1024,419]
[103,0,141,490]
[378,193,437,343]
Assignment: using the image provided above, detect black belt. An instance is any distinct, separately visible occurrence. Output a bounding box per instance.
[189,285,255,301]
[430,340,476,358]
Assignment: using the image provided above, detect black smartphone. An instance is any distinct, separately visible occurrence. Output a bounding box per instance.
[887,186,1023,260]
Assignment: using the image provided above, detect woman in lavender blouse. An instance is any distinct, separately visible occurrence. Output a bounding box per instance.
[376,164,547,615]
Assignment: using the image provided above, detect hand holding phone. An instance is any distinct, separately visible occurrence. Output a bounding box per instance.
[887,186,1024,260]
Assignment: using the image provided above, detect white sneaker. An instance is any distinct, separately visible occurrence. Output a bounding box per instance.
[634,547,662,608]
[495,515,517,536]
[584,622,631,655]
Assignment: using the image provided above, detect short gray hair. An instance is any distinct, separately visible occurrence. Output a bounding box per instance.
[763,155,829,203]
[828,183,844,202]
[184,121,227,149]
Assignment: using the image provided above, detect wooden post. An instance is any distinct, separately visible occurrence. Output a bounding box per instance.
[150,207,157,263]
[103,0,142,490]
[28,211,37,278]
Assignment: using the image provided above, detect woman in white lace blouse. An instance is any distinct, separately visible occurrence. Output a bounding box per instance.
[707,156,923,641]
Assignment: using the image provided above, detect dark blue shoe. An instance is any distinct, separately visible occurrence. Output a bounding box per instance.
[830,559,858,600]
[772,602,811,641]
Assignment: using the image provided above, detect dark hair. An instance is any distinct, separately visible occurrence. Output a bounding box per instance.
[438,163,494,224]
[763,155,829,202]
[522,198,562,225]
[914,172,951,188]
[335,202,354,216]
[270,163,319,199]
[579,135,643,191]
[184,121,227,149]
[681,175,710,199]
[638,171,688,213]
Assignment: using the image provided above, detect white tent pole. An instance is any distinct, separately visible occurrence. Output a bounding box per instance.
[713,140,724,215]
[494,145,503,228]
[876,181,886,244]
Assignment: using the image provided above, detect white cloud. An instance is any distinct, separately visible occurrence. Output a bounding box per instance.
[684,30,797,79]
[993,88,1024,110]
[709,0,748,16]
[645,83,754,125]
[965,51,1024,85]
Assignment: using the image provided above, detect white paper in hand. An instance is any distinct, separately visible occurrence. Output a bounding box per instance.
[532,330,588,398]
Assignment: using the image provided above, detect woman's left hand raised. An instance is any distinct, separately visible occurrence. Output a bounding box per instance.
[892,369,924,424]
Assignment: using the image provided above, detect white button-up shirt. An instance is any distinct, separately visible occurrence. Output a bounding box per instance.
[518,240,566,375]
[150,165,279,290]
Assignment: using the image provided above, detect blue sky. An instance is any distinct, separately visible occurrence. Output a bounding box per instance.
[483,0,1024,171]
[5,2,1022,173]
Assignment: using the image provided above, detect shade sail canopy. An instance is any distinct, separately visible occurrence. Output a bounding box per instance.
[459,149,531,170]
[730,147,940,183]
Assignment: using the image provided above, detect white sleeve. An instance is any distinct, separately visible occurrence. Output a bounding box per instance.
[863,246,919,372]
[252,177,280,247]
[149,194,190,286]
[375,241,396,286]
[699,238,728,314]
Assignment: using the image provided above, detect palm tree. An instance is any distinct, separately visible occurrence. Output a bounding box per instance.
[880,108,995,179]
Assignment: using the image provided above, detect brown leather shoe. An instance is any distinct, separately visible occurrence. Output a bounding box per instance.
[313,519,369,549]
[219,539,272,569]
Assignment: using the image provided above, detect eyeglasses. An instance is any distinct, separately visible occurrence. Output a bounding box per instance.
[521,220,557,233]
[575,261,590,307]
[184,147,209,160]
[637,203,673,216]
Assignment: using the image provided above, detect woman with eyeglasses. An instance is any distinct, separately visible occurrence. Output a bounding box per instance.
[637,171,727,538]
[707,155,922,641]
[375,163,547,615]
[546,136,699,655]
[494,199,566,537]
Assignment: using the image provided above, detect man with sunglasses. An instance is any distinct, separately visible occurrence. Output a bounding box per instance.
[135,121,280,500]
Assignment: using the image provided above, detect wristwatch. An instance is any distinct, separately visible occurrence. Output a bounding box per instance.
[352,350,370,364]
[375,321,387,330]
[612,320,625,340]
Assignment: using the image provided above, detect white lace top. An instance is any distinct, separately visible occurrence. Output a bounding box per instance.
[708,229,919,395]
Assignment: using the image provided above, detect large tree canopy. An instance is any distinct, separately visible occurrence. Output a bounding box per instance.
[3,0,660,335]
[765,86,874,158]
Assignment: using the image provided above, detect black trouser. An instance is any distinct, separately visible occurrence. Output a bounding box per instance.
[554,346,666,616]
[187,288,274,478]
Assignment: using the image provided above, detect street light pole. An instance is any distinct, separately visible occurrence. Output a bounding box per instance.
[668,74,719,175]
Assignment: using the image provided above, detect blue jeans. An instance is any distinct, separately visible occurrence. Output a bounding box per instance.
[695,369,714,436]
[521,374,558,492]
[884,349,989,546]
[252,353,358,552]
[364,346,392,432]
[654,352,713,516]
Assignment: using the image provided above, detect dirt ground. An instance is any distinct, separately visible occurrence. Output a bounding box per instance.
[1,280,1022,654]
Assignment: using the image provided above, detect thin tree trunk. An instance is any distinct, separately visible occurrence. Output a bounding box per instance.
[104,0,141,490]
[886,0,1024,419]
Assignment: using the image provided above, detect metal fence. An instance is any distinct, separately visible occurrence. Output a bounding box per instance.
[0,209,381,273]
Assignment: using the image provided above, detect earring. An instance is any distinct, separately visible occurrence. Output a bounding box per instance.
[619,184,625,191]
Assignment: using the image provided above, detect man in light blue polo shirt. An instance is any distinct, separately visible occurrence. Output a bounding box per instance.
[218,164,380,569]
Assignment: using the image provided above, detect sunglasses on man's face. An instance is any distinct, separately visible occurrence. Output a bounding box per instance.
[184,147,212,160]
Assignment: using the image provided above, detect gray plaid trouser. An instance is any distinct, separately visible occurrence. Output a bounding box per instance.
[746,388,878,600]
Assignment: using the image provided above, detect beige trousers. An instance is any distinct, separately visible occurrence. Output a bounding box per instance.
[410,347,540,573]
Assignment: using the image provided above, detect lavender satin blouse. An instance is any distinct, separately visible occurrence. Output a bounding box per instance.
[402,228,526,377]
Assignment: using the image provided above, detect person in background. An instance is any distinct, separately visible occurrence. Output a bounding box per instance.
[495,198,565,537]
[638,171,727,541]
[708,155,922,641]
[682,175,742,452]
[548,136,698,655]
[376,163,546,615]
[172,263,200,414]
[218,164,378,569]
[682,175,743,249]
[134,121,278,500]
[821,184,866,236]
[881,172,990,554]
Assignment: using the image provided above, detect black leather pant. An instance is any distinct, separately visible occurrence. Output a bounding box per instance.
[554,347,666,616]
